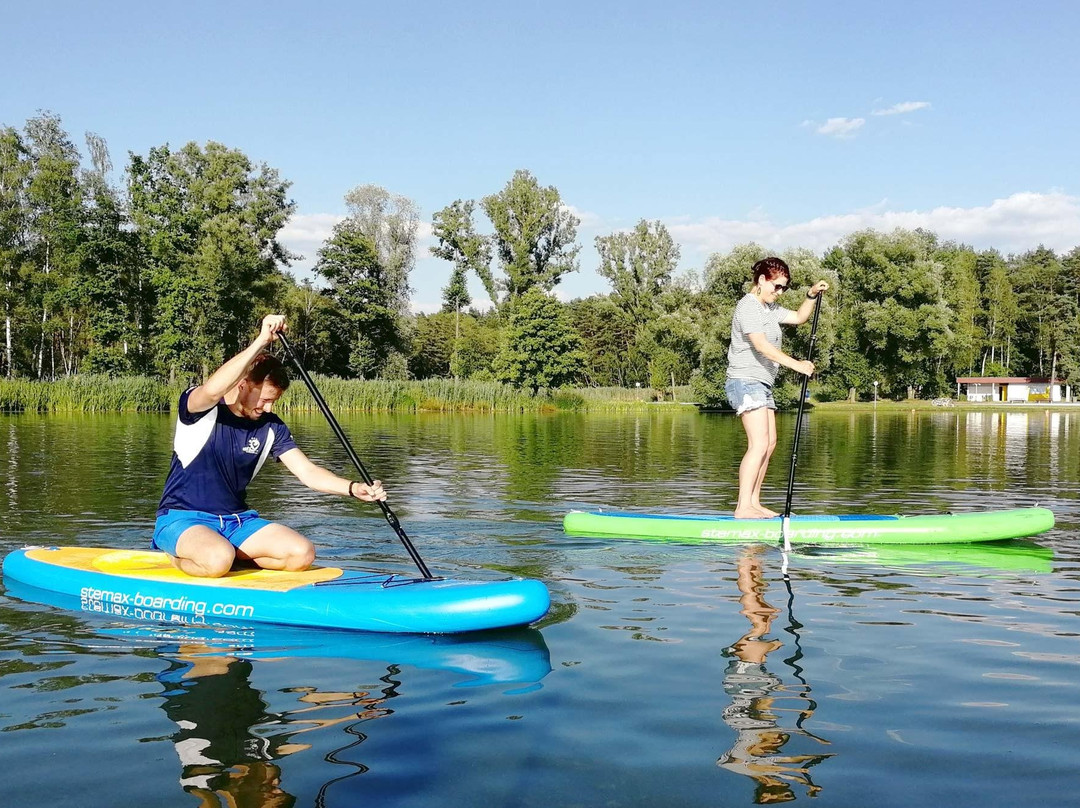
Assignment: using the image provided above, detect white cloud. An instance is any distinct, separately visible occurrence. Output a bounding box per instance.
[282,213,439,279]
[667,191,1080,259]
[562,203,603,228]
[409,295,494,315]
[872,101,931,116]
[814,117,866,138]
[279,212,345,278]
[415,219,435,246]
[410,300,443,315]
[279,212,344,257]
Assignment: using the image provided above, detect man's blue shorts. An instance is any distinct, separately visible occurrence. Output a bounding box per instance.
[725,378,776,416]
[152,509,274,556]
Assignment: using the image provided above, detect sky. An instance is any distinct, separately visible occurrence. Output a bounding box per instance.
[3,0,1079,312]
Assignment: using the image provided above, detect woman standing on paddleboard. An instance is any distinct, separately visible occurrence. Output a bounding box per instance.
[726,258,828,519]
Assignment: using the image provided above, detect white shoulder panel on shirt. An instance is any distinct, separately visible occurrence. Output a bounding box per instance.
[173,406,219,468]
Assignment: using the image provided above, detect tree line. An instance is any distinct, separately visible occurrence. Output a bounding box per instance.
[2,113,1077,403]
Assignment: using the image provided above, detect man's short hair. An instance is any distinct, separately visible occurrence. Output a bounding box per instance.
[246,353,290,391]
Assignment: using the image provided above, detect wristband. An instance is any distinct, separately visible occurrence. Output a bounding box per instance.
[349,480,361,498]
[806,290,818,300]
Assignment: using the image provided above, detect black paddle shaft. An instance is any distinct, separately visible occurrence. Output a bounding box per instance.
[782,293,823,520]
[276,332,434,580]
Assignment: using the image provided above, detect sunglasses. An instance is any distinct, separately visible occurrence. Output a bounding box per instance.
[769,280,788,292]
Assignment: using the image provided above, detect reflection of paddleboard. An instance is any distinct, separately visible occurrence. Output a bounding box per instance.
[2,546,550,634]
[5,577,552,688]
[796,539,1054,574]
[563,507,1054,545]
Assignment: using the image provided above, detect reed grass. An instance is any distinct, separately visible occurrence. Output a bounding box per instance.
[0,375,688,414]
[276,376,549,413]
[0,375,180,413]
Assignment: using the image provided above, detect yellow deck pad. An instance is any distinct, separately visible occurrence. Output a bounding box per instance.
[25,547,343,591]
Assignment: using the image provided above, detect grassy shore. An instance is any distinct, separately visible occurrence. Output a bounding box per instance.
[0,376,181,413]
[0,375,692,414]
[811,398,1080,412]
[3,375,1072,415]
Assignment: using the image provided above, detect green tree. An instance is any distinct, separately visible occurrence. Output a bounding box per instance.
[454,311,501,379]
[1010,246,1068,378]
[937,243,982,378]
[595,219,680,327]
[1057,246,1080,385]
[494,288,585,392]
[432,199,493,303]
[279,277,350,376]
[128,141,295,380]
[818,246,874,401]
[314,223,399,378]
[431,199,489,376]
[409,312,457,378]
[78,133,141,374]
[339,185,418,375]
[975,250,1019,374]
[568,295,644,386]
[641,312,699,395]
[24,112,83,378]
[480,169,580,307]
[0,125,32,377]
[826,229,951,398]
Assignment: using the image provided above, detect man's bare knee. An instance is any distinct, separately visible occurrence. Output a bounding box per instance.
[283,544,315,571]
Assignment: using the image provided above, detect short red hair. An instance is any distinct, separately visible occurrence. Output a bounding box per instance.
[751,257,790,285]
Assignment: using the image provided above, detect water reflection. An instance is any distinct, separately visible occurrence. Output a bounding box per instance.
[146,621,553,807]
[717,549,832,802]
[157,653,305,807]
[0,595,551,806]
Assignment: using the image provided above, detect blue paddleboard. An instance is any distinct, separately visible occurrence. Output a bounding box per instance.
[3,546,551,635]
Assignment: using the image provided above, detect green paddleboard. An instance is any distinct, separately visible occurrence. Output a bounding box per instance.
[562,507,1055,545]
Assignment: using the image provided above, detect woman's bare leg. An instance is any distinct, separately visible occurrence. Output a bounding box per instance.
[735,407,773,519]
[750,409,779,516]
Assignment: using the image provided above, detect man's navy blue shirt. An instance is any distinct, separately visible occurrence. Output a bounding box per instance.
[157,388,298,516]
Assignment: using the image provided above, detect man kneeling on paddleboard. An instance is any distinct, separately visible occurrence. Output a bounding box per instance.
[153,314,387,578]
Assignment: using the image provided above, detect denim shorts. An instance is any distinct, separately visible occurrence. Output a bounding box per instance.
[725,378,776,416]
[152,509,273,556]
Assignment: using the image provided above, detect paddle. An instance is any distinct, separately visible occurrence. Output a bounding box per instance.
[780,291,823,555]
[276,332,435,580]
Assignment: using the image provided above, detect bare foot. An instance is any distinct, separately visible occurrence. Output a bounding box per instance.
[754,505,780,518]
[733,508,768,520]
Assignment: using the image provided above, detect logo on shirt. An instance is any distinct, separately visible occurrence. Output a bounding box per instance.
[242,437,261,455]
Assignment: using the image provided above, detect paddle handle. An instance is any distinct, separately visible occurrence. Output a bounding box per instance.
[782,292,823,522]
[277,332,434,580]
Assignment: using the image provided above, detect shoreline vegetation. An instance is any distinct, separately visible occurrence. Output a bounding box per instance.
[0,376,685,414]
[3,112,1078,411]
[1,376,1077,415]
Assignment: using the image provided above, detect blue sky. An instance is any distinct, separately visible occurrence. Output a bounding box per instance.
[4,1,1078,311]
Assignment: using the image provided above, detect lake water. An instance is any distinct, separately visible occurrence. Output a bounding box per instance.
[1,409,1078,807]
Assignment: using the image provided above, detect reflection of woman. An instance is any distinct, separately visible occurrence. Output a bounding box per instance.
[717,549,831,803]
[726,257,828,518]
[157,651,298,808]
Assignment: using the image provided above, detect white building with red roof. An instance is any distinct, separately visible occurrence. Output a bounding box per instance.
[955,377,1073,403]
